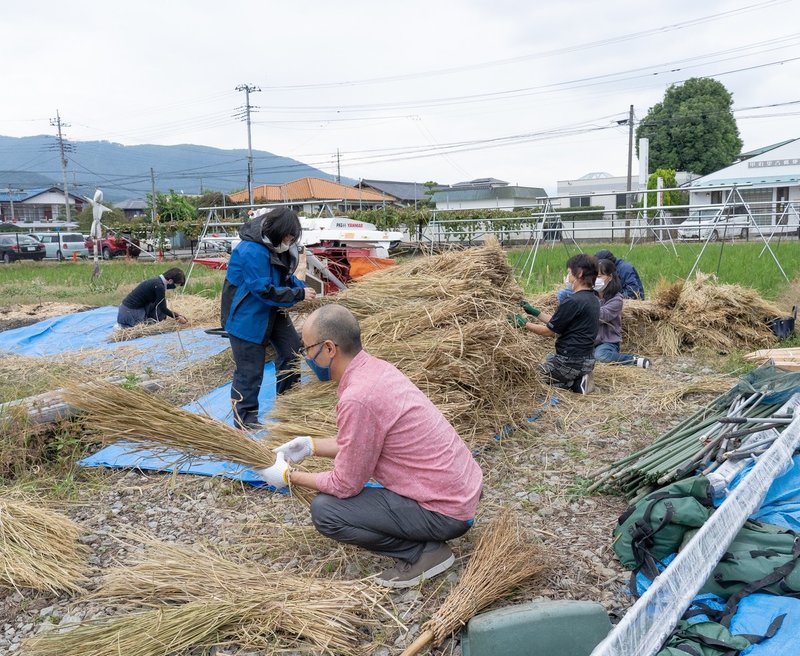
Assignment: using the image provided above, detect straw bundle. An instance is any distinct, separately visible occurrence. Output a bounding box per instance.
[401,510,548,655]
[621,274,785,356]
[26,539,392,656]
[110,294,219,342]
[0,495,89,594]
[63,381,274,469]
[271,243,552,448]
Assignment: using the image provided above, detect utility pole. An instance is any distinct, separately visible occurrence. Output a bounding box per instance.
[235,84,260,205]
[336,149,341,183]
[50,110,72,223]
[626,104,634,207]
[150,168,157,222]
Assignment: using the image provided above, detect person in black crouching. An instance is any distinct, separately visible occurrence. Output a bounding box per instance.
[117,267,188,328]
[515,253,600,394]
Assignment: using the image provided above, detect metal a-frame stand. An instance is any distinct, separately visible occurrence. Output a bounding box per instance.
[628,206,679,257]
[518,198,581,288]
[687,185,789,282]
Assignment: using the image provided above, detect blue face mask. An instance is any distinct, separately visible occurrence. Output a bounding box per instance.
[306,343,332,381]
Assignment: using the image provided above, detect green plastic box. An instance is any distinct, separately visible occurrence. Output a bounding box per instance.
[460,600,612,656]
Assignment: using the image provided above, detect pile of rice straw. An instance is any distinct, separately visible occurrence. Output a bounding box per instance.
[25,539,393,656]
[616,274,785,356]
[528,273,784,357]
[0,494,89,594]
[271,243,552,447]
[110,294,219,342]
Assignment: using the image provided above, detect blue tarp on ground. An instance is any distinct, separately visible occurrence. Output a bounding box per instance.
[0,306,230,371]
[78,363,278,487]
[715,455,800,531]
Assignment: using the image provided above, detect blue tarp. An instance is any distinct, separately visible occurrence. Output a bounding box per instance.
[79,363,278,487]
[715,455,800,531]
[0,306,230,372]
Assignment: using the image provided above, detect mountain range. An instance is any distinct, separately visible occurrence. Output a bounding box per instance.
[0,135,345,202]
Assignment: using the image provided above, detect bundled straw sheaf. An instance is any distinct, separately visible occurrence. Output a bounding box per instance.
[63,381,273,469]
[25,539,393,656]
[272,243,552,448]
[402,510,548,654]
[0,495,89,594]
[616,274,784,356]
[110,294,219,342]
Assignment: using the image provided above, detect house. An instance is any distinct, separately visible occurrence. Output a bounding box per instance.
[356,179,449,206]
[116,198,149,219]
[228,177,396,213]
[690,138,800,207]
[431,178,546,210]
[0,187,84,229]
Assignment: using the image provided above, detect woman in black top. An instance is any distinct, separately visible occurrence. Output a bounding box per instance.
[518,253,600,394]
[117,267,188,327]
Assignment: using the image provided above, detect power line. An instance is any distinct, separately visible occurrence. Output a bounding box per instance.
[256,0,790,90]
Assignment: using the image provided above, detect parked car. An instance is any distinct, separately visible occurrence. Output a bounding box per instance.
[678,208,750,242]
[32,232,89,260]
[142,236,173,252]
[84,231,141,259]
[0,233,46,263]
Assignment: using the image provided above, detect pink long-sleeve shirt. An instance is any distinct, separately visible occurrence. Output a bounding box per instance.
[315,350,483,521]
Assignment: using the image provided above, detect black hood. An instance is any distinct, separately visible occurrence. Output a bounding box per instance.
[236,216,300,276]
[238,216,266,244]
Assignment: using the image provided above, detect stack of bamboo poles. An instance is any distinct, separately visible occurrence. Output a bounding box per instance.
[24,539,393,656]
[586,385,793,502]
[0,495,89,594]
[274,242,552,447]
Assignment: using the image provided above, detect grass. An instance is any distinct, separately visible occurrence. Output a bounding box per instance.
[0,258,226,306]
[508,240,800,299]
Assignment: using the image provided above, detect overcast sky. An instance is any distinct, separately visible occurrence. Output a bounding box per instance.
[2,0,799,194]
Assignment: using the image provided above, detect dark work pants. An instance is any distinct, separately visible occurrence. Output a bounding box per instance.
[310,487,472,564]
[229,313,300,428]
[117,301,168,327]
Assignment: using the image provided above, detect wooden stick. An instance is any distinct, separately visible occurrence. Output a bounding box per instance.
[400,629,434,656]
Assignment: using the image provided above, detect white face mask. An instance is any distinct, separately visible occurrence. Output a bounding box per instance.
[594,278,606,292]
[564,274,573,290]
[274,242,290,253]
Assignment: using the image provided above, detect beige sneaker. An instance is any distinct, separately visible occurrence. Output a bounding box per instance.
[374,543,455,589]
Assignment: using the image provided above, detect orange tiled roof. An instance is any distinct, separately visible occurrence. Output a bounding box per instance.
[228,177,396,204]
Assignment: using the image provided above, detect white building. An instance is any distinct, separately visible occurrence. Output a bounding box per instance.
[556,171,695,212]
[689,138,800,230]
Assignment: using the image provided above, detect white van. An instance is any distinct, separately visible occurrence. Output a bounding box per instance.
[32,232,90,260]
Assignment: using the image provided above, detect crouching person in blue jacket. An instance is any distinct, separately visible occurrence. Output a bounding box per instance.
[220,207,316,429]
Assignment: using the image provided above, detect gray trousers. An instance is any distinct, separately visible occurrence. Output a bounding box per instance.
[310,487,473,564]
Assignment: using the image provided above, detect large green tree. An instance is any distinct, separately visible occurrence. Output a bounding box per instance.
[636,78,742,176]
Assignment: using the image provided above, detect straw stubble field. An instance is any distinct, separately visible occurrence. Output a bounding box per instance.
[0,242,788,655]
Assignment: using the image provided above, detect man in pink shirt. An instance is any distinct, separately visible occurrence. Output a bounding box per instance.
[261,304,483,588]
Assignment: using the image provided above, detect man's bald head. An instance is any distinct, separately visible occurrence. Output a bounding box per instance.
[305,304,363,356]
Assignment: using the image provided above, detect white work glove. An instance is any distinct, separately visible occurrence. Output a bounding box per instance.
[256,452,290,489]
[272,435,315,464]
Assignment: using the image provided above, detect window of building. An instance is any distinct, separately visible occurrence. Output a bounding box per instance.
[569,196,591,208]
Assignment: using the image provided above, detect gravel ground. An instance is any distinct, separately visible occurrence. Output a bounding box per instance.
[0,355,733,655]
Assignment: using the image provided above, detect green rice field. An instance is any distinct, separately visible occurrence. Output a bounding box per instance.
[508,240,800,299]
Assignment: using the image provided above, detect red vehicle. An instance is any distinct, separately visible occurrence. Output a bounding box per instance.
[85,231,141,259]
